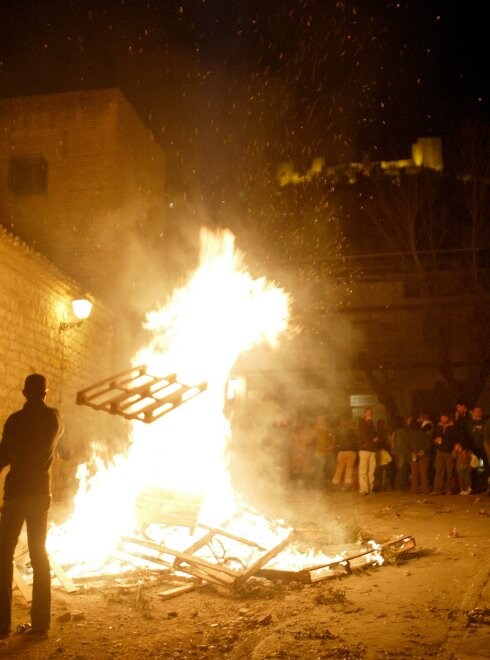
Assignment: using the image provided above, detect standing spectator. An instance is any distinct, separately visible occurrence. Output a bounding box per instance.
[332,414,358,491]
[391,416,411,491]
[0,374,63,638]
[431,413,459,495]
[407,420,432,495]
[289,418,311,488]
[418,412,436,488]
[375,419,392,492]
[470,406,485,457]
[311,415,335,487]
[452,441,472,494]
[484,417,490,495]
[418,412,435,438]
[454,399,473,448]
[357,407,378,495]
[470,406,487,492]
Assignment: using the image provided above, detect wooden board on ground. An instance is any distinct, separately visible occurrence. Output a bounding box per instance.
[50,555,79,593]
[158,583,199,600]
[13,566,32,603]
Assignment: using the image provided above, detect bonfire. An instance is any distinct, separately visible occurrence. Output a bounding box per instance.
[38,228,411,593]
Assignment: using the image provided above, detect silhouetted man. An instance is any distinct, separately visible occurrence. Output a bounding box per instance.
[357,407,378,495]
[0,374,63,637]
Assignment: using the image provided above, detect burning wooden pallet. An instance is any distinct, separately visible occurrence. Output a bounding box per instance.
[134,487,203,530]
[76,365,207,423]
[85,530,415,597]
[17,532,416,601]
[172,524,294,591]
[118,521,294,593]
[257,535,416,584]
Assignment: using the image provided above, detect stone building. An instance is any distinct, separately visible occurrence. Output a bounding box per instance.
[0,88,166,309]
[0,88,169,497]
[0,225,129,501]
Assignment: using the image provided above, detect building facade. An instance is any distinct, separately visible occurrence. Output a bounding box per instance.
[0,88,166,307]
[0,225,128,500]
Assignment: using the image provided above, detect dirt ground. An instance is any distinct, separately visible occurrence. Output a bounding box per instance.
[1,489,489,660]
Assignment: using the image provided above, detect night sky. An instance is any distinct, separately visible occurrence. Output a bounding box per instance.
[0,0,488,199]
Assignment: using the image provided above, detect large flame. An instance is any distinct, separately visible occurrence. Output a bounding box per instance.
[47,228,291,573]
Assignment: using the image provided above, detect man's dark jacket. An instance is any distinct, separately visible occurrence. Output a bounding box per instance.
[0,400,63,499]
[434,423,459,454]
[407,426,432,455]
[358,418,377,452]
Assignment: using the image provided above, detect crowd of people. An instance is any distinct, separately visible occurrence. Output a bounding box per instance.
[288,400,490,497]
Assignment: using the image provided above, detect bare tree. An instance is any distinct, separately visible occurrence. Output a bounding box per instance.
[361,136,490,411]
[451,120,490,291]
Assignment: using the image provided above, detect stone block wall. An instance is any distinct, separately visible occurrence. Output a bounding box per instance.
[0,88,166,303]
[0,225,130,500]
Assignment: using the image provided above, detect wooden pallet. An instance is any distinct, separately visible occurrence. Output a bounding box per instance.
[257,535,416,584]
[134,487,203,530]
[76,365,207,423]
[114,518,294,593]
[173,525,294,591]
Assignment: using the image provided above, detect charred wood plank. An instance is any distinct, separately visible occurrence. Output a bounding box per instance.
[13,566,32,603]
[50,556,79,593]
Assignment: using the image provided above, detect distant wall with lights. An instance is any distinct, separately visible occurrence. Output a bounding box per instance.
[0,225,127,499]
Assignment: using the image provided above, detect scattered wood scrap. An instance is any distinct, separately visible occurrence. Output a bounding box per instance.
[50,556,79,593]
[158,580,204,600]
[13,565,32,603]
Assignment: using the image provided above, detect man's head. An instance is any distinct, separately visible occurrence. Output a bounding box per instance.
[455,399,468,415]
[472,406,483,420]
[23,373,47,401]
[364,407,373,420]
[440,412,451,425]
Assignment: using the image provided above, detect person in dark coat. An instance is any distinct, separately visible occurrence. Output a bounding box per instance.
[407,421,432,495]
[391,416,411,491]
[0,374,63,637]
[431,412,458,495]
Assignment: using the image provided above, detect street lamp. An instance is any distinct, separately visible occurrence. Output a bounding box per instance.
[59,298,93,331]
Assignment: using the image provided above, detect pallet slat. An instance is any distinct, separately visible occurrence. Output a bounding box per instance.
[76,365,207,423]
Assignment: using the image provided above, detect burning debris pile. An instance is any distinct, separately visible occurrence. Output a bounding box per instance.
[14,510,416,603]
[14,228,416,603]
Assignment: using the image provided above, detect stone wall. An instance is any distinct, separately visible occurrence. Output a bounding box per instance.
[0,88,166,304]
[0,225,130,500]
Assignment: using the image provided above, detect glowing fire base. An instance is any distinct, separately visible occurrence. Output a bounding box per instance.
[19,230,417,603]
[13,529,416,602]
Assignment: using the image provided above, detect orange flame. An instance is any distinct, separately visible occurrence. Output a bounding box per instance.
[47,228,292,573]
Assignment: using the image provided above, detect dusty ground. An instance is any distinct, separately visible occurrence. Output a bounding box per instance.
[1,489,489,660]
